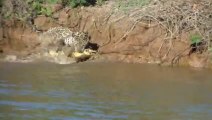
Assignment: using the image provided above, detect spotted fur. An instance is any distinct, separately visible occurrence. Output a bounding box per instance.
[44,27,73,40]
[63,32,89,52]
[40,27,89,53]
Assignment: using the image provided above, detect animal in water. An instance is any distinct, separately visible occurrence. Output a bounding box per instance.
[72,49,96,62]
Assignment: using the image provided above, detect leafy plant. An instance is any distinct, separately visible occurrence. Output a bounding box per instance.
[61,0,105,8]
[47,0,58,4]
[3,12,12,19]
[96,0,106,5]
[208,47,212,53]
[32,1,42,14]
[0,0,3,8]
[31,0,52,16]
[190,34,202,44]
[117,0,150,12]
[69,0,88,8]
[41,7,52,16]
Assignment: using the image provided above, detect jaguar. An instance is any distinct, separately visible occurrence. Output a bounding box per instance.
[40,27,89,53]
[63,31,89,52]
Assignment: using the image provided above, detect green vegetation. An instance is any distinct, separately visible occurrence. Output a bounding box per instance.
[31,1,52,16]
[69,0,89,8]
[62,0,106,7]
[209,47,212,52]
[117,0,150,12]
[0,0,3,8]
[96,0,106,5]
[29,0,107,16]
[0,0,108,23]
[47,0,58,4]
[190,34,202,45]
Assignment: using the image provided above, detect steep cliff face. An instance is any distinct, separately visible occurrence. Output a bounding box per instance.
[0,2,211,68]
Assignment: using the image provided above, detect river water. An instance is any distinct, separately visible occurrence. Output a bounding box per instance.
[0,62,211,120]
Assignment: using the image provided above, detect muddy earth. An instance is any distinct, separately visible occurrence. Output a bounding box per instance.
[0,2,211,68]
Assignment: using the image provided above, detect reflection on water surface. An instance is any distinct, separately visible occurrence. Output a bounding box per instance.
[0,62,212,120]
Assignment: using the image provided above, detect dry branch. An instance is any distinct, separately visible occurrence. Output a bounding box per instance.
[117,0,211,63]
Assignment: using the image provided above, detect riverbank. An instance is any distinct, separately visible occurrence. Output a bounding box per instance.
[0,0,211,68]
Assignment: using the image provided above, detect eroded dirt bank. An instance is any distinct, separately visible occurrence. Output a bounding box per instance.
[0,2,211,68]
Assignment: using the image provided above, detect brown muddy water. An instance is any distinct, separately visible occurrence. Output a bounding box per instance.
[0,62,211,120]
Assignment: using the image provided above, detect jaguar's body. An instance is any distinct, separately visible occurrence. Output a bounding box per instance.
[45,27,73,40]
[63,32,89,52]
[40,27,90,54]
